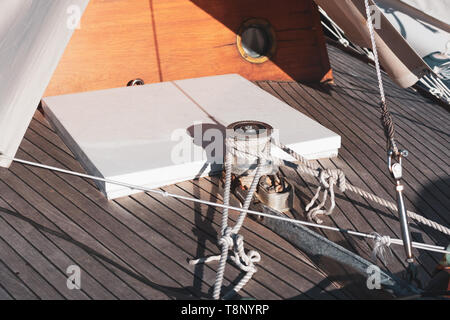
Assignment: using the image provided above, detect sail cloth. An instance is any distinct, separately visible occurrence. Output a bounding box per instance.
[376,0,450,57]
[315,0,431,88]
[400,0,450,27]
[0,0,89,168]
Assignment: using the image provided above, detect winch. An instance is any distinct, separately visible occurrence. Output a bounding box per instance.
[223,120,294,213]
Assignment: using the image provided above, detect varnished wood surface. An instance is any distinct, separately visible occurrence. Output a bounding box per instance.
[45,0,159,97]
[45,0,331,97]
[0,44,448,299]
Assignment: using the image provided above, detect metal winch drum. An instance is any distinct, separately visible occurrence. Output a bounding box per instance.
[226,120,277,177]
[226,120,293,213]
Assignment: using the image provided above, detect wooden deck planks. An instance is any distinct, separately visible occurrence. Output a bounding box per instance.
[258,80,444,282]
[0,44,448,299]
[0,259,38,300]
[24,111,348,298]
[191,177,354,299]
[0,234,63,300]
[258,81,417,290]
[169,180,341,299]
[7,158,191,300]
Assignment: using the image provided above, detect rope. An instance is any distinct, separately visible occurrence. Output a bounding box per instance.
[190,141,263,300]
[364,0,399,154]
[0,154,448,257]
[226,137,275,165]
[372,232,393,265]
[434,61,450,80]
[305,168,346,224]
[220,149,233,236]
[271,143,450,236]
[420,74,450,104]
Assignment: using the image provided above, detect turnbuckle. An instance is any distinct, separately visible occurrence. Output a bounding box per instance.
[388,150,415,266]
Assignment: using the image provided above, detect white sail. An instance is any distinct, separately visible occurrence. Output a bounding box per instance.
[0,0,89,168]
[376,0,450,57]
[401,0,450,25]
[315,0,431,88]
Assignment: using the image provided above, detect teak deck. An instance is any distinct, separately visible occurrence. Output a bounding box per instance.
[0,45,448,300]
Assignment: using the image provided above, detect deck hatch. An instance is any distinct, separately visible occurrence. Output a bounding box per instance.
[42,74,341,199]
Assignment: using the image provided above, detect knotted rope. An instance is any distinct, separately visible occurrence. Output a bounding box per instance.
[189,139,263,300]
[221,138,450,236]
[371,232,393,265]
[280,141,450,235]
[305,168,346,224]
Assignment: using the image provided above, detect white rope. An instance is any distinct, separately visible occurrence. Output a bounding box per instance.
[429,74,450,95]
[194,137,266,299]
[305,168,346,224]
[419,76,450,103]
[1,154,449,257]
[268,143,450,236]
[372,233,393,265]
[364,0,386,105]
[214,145,262,299]
[434,62,450,80]
[189,138,264,300]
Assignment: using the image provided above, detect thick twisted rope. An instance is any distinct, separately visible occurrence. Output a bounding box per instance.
[289,146,450,236]
[364,0,399,154]
[190,141,263,300]
[220,148,233,236]
[227,137,450,235]
[270,142,450,236]
[345,183,450,236]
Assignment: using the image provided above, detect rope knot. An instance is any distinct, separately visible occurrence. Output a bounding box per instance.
[230,234,260,273]
[371,233,393,265]
[218,227,234,248]
[306,169,346,223]
[320,169,346,192]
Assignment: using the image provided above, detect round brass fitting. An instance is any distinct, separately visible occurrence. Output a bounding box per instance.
[236,18,277,64]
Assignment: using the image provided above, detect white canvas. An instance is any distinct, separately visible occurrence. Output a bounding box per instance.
[0,0,89,167]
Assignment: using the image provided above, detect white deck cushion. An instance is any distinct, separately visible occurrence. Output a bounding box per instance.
[43,74,341,199]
